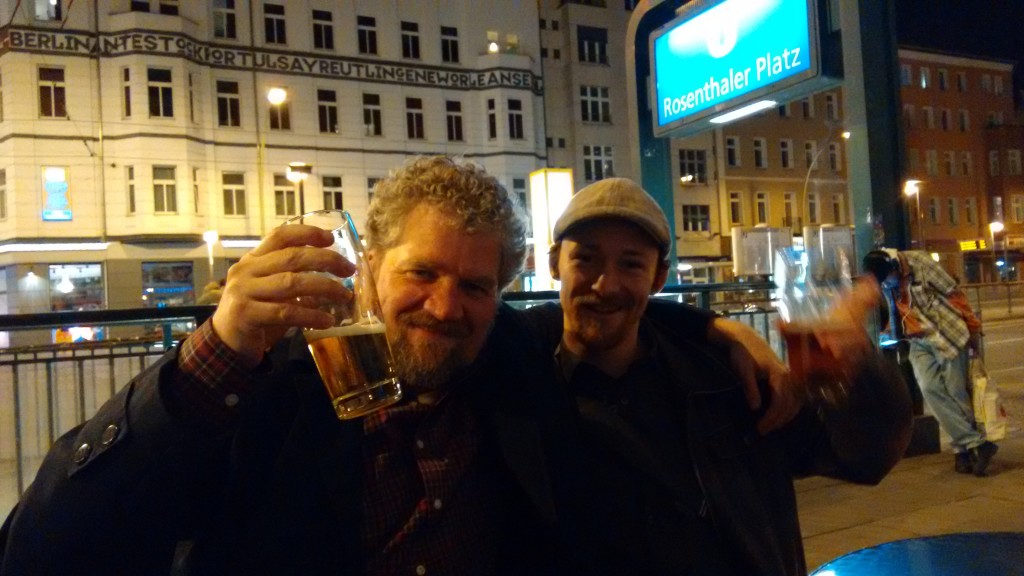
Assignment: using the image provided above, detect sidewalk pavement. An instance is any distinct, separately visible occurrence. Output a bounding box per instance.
[797,429,1024,570]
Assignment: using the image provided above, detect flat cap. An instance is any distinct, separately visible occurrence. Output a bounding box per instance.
[553,177,670,254]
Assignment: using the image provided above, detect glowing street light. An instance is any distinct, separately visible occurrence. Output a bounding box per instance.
[266,87,287,106]
[904,180,923,249]
[203,230,219,280]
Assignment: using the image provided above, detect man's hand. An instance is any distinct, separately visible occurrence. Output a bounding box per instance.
[708,317,800,435]
[210,224,356,364]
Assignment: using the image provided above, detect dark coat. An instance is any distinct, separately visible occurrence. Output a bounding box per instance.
[0,301,910,576]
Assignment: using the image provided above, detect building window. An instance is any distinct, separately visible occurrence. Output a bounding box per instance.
[36,0,63,19]
[269,95,290,130]
[925,150,938,176]
[158,0,179,15]
[1012,195,1024,224]
[928,197,940,224]
[187,72,195,123]
[825,92,839,121]
[406,98,425,139]
[729,192,743,225]
[805,141,820,170]
[367,177,380,203]
[363,93,382,136]
[940,108,951,131]
[828,142,841,171]
[832,193,844,224]
[192,167,199,214]
[487,98,497,139]
[0,169,6,219]
[947,197,960,225]
[147,68,173,118]
[900,64,912,86]
[153,166,177,213]
[989,150,1000,176]
[783,191,796,227]
[755,192,768,224]
[1008,150,1023,176]
[131,1,149,11]
[753,138,768,169]
[808,192,819,224]
[216,80,241,127]
[357,16,378,55]
[38,67,67,118]
[316,89,338,133]
[222,172,246,215]
[981,74,992,93]
[126,166,135,215]
[577,25,608,64]
[944,151,956,176]
[801,97,814,119]
[678,149,707,184]
[274,173,296,216]
[902,104,915,128]
[961,152,973,177]
[446,100,464,141]
[726,136,740,167]
[580,85,611,123]
[401,21,421,59]
[50,263,105,312]
[937,68,948,90]
[441,26,460,63]
[959,109,970,132]
[778,103,790,118]
[312,10,334,50]
[583,145,613,181]
[965,197,977,225]
[994,76,1004,95]
[908,149,920,174]
[214,0,236,39]
[322,176,343,210]
[922,106,934,129]
[780,139,794,169]
[508,99,524,140]
[919,66,930,89]
[957,71,967,92]
[121,68,131,117]
[681,205,710,232]
[264,3,286,44]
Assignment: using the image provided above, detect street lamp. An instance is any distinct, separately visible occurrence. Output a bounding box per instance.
[255,88,289,236]
[903,180,923,249]
[801,122,848,229]
[989,220,1005,281]
[286,162,312,216]
[203,230,219,280]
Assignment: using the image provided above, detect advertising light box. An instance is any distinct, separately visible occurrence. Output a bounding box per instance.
[651,0,826,137]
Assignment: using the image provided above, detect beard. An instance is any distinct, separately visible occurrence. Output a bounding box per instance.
[567,293,642,352]
[388,310,477,392]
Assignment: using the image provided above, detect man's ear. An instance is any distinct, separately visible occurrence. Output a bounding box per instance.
[651,261,669,295]
[548,244,561,280]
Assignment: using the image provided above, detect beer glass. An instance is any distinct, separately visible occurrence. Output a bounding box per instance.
[283,209,402,419]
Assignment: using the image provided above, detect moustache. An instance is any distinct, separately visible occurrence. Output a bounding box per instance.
[572,293,636,311]
[399,311,472,338]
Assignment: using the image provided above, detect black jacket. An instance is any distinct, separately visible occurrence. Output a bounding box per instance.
[0,301,910,575]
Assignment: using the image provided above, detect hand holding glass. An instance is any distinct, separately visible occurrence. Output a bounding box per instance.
[283,210,402,419]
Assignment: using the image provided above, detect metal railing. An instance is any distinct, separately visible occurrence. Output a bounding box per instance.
[4,280,1019,509]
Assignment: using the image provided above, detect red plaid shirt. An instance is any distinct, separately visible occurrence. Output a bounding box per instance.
[171,321,502,575]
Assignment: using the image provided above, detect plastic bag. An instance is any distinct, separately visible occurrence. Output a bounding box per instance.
[970,357,1008,442]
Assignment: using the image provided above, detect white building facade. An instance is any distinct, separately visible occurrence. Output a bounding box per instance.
[0,0,544,326]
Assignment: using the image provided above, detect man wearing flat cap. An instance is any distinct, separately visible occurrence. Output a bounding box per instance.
[530,177,912,576]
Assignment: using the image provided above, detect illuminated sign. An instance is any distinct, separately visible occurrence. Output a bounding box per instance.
[651,0,827,137]
[42,166,71,221]
[959,240,988,251]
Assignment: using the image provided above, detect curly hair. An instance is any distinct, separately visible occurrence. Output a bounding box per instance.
[365,156,529,291]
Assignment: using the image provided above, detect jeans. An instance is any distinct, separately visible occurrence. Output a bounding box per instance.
[908,339,984,452]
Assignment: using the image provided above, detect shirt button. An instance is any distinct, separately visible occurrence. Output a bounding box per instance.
[415,439,425,449]
[100,424,119,446]
[415,565,426,575]
[74,443,92,464]
[433,498,443,510]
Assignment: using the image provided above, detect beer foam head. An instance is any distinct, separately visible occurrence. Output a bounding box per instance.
[305,321,387,340]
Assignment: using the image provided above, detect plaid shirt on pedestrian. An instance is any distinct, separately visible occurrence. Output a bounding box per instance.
[897,250,971,359]
[171,321,502,575]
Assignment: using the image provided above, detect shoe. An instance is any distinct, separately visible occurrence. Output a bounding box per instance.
[954,452,973,474]
[971,441,999,477]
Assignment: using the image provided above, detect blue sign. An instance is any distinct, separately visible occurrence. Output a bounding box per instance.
[42,178,72,221]
[652,0,817,134]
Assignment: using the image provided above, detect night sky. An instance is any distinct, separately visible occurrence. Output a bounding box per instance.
[895,0,1023,98]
